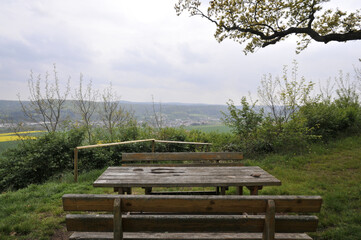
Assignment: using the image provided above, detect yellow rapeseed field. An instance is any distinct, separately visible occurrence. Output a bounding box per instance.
[0,131,44,142]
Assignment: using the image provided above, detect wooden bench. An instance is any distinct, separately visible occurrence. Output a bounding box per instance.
[63,194,322,240]
[121,152,244,167]
[121,152,244,195]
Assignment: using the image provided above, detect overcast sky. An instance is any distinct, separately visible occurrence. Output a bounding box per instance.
[0,0,360,105]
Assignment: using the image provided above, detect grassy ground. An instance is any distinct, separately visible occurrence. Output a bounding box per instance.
[244,136,361,239]
[0,136,360,239]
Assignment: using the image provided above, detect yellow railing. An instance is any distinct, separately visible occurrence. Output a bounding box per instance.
[74,139,212,182]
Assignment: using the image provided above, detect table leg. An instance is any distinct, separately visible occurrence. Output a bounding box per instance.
[220,187,226,195]
[236,186,243,195]
[124,187,132,195]
[114,187,123,194]
[114,187,132,194]
[144,187,152,195]
[216,187,220,195]
[247,186,263,195]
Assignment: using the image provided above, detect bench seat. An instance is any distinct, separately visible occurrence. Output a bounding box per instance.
[121,152,244,167]
[69,232,313,240]
[63,194,322,240]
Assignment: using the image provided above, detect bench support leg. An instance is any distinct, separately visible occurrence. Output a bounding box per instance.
[114,187,132,195]
[113,198,123,240]
[236,186,243,195]
[263,200,275,240]
[144,187,152,194]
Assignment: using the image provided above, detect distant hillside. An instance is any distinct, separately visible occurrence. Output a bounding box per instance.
[0,100,228,127]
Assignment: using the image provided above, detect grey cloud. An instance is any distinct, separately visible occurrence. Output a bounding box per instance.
[113,49,176,78]
[112,47,223,90]
[0,35,92,64]
[177,43,209,64]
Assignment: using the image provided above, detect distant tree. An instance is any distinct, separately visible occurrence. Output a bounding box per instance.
[356,59,361,86]
[175,0,361,54]
[146,95,165,131]
[73,75,99,143]
[222,97,263,138]
[18,64,70,132]
[334,71,358,107]
[99,83,133,141]
[257,60,314,125]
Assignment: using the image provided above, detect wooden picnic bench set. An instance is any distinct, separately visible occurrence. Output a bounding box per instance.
[63,152,323,240]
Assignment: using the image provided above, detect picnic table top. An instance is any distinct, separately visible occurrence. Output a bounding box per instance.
[93,166,281,188]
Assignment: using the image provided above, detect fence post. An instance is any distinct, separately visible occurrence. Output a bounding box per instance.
[74,148,78,182]
[152,140,155,153]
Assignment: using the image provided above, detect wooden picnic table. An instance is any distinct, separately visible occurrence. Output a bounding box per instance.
[93,166,281,195]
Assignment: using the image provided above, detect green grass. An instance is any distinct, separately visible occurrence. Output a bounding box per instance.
[0,136,361,239]
[0,141,20,154]
[0,169,113,240]
[242,136,361,239]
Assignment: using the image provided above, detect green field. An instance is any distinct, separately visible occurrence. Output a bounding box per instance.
[0,131,45,154]
[184,124,231,133]
[0,141,20,154]
[0,136,360,239]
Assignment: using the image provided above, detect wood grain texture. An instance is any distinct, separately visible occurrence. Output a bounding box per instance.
[66,214,318,233]
[93,166,281,188]
[63,194,323,213]
[122,152,243,162]
[121,163,245,167]
[113,198,122,240]
[148,191,218,195]
[64,194,321,240]
[264,200,276,240]
[69,232,313,240]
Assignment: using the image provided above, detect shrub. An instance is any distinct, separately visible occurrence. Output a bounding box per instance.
[300,101,361,141]
[221,97,316,155]
[0,128,84,191]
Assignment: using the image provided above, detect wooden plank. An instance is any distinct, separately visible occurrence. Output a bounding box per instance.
[96,174,279,181]
[122,163,245,167]
[104,166,263,173]
[93,166,282,188]
[70,232,313,240]
[63,194,323,213]
[99,167,276,178]
[66,214,318,233]
[122,152,243,162]
[148,191,218,195]
[236,186,243,195]
[93,179,281,188]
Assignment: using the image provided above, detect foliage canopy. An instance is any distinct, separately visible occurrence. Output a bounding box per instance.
[175,0,361,54]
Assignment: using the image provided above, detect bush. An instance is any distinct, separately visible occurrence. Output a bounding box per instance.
[221,97,317,155]
[0,128,84,191]
[300,101,361,141]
